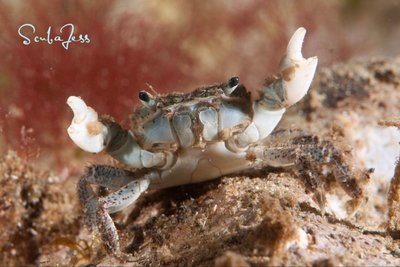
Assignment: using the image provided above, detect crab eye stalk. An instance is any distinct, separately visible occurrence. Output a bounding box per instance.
[228,76,239,88]
[139,91,150,102]
[224,76,240,95]
[139,90,156,109]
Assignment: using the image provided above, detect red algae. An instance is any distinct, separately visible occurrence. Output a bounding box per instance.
[0,1,379,156]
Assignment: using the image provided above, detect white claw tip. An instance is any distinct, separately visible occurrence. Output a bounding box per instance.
[67,96,108,153]
[286,27,306,61]
[279,27,318,106]
[67,96,88,123]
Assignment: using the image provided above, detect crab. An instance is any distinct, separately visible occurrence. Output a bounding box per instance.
[66,27,365,261]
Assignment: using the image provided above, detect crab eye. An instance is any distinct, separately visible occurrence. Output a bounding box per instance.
[139,91,150,102]
[139,90,156,109]
[228,76,239,88]
[224,76,240,95]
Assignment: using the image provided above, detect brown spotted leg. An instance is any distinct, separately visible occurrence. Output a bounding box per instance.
[319,142,373,213]
[248,130,367,214]
[78,165,139,231]
[77,165,157,261]
[96,177,151,261]
[297,154,327,211]
[297,141,369,214]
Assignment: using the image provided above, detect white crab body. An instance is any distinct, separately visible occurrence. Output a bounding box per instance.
[154,143,248,189]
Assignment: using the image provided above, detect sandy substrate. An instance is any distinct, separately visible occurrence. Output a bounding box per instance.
[1,57,400,266]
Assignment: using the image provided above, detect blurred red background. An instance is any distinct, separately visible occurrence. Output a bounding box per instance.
[0,0,399,163]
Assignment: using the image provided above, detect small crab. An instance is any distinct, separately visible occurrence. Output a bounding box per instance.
[66,28,364,261]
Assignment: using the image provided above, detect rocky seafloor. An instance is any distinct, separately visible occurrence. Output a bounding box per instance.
[2,57,400,266]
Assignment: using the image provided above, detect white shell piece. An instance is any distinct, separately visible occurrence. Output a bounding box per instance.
[159,151,175,170]
[172,114,195,148]
[218,102,247,130]
[143,113,176,146]
[67,96,108,153]
[199,108,218,141]
[236,122,260,147]
[109,131,169,169]
[141,150,166,168]
[252,103,285,140]
[285,227,309,250]
[279,27,318,107]
[192,158,222,183]
[153,142,249,189]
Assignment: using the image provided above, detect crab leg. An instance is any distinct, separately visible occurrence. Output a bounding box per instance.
[67,96,172,168]
[247,130,365,211]
[77,174,97,232]
[96,177,152,260]
[78,165,159,260]
[77,165,141,232]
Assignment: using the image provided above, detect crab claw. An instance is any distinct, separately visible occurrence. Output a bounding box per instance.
[279,27,318,107]
[67,96,108,153]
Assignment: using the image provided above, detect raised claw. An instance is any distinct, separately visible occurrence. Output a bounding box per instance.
[67,96,108,153]
[251,27,318,142]
[279,27,318,107]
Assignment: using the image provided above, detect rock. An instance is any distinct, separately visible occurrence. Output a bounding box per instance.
[3,57,400,266]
